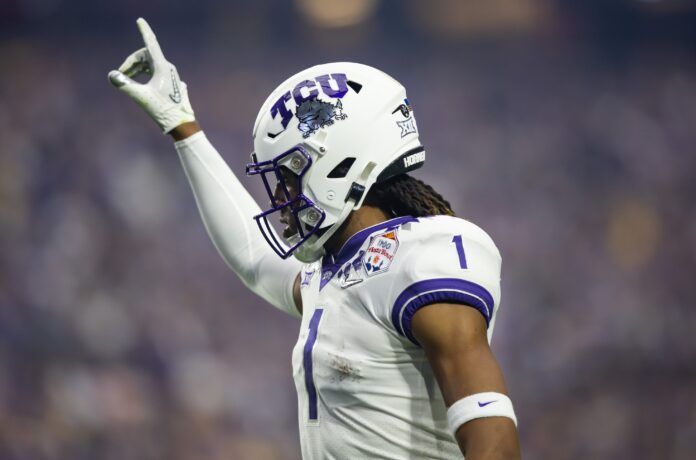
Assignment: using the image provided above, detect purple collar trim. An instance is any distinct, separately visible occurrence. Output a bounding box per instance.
[319,215,417,289]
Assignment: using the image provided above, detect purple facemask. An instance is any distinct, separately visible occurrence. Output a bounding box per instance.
[246,146,326,259]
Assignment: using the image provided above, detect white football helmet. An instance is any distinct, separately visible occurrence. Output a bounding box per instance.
[246,62,425,263]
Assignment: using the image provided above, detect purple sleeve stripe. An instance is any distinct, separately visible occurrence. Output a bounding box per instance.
[391,278,494,346]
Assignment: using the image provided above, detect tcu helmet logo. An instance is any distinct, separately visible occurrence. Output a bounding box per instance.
[268,73,351,137]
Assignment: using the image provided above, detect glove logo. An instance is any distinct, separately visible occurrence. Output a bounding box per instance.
[169,67,182,104]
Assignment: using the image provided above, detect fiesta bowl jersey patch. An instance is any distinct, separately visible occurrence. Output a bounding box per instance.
[292,215,503,459]
[362,230,399,276]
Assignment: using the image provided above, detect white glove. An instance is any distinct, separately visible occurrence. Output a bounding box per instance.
[108,18,195,133]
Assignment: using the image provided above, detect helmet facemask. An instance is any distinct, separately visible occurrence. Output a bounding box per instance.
[246,146,326,260]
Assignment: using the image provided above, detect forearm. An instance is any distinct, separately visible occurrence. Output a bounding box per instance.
[174,129,301,317]
[413,306,520,459]
[447,353,520,458]
[449,368,521,459]
[456,418,520,460]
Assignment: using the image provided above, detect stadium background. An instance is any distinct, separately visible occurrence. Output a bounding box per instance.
[1,0,695,458]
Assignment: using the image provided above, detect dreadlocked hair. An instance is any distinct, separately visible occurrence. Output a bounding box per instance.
[363,174,456,218]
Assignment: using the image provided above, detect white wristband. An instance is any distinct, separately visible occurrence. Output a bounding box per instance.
[447,392,517,436]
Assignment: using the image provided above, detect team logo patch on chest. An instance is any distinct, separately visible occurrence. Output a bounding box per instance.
[362,230,399,277]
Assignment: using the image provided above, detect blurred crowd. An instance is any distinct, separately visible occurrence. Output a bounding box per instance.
[1,1,695,459]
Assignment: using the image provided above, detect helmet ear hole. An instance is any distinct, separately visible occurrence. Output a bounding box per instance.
[327,157,356,178]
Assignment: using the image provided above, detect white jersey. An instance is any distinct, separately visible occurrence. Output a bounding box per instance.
[291,215,502,459]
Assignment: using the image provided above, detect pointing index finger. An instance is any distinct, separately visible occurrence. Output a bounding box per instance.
[136,18,166,65]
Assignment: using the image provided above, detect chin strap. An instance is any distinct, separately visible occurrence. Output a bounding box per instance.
[293,162,377,263]
[294,198,355,263]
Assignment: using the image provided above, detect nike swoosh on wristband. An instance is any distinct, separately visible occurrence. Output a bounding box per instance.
[478,400,498,407]
[169,68,182,103]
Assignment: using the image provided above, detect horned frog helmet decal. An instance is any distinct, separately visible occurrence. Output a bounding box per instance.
[296,99,347,138]
[246,62,425,263]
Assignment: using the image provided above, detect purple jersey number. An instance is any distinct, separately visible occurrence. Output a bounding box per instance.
[303,308,324,421]
[451,235,468,269]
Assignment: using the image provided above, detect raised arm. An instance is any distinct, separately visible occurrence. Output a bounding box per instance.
[108,18,302,317]
[412,304,520,459]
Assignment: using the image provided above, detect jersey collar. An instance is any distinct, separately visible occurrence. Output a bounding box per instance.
[322,215,417,269]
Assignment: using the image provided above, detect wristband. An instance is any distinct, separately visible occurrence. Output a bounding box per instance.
[447,392,517,436]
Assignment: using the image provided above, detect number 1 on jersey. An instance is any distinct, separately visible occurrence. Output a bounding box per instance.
[451,235,468,269]
[303,308,324,421]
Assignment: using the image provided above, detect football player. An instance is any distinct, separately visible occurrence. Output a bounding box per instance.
[109,18,520,459]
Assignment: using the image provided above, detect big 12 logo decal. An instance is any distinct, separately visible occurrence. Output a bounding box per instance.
[267,73,354,138]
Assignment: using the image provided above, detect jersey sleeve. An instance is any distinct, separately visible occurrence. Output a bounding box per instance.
[387,221,502,346]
